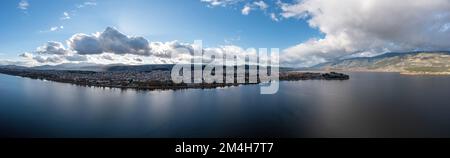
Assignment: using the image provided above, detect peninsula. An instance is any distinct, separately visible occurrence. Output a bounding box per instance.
[0,65,349,91]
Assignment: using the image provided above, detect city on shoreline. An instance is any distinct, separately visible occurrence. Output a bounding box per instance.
[0,66,349,91]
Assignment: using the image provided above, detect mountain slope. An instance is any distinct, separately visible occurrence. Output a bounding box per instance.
[32,63,110,71]
[313,51,450,75]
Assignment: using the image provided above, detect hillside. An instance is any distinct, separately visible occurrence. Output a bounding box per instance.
[313,52,450,75]
[29,63,295,73]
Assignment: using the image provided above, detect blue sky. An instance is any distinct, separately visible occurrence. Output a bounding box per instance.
[2,0,449,67]
[0,0,320,61]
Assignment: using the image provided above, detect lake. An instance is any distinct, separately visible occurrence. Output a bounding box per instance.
[1,72,450,138]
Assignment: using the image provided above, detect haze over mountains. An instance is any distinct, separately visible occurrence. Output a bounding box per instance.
[2,51,450,75]
[313,51,450,75]
[31,63,175,72]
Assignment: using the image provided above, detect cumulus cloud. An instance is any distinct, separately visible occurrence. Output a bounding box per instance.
[23,27,277,66]
[32,56,64,64]
[35,41,70,55]
[19,52,33,58]
[68,27,151,56]
[25,54,88,64]
[25,27,200,65]
[200,0,450,67]
[279,0,450,67]
[68,33,103,54]
[241,4,252,15]
[85,53,172,65]
[149,41,195,58]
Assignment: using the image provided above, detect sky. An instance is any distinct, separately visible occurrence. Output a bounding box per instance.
[1,0,450,67]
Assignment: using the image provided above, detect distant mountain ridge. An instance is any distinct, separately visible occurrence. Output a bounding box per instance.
[3,51,449,75]
[32,63,110,71]
[31,63,173,72]
[313,51,450,75]
[28,64,293,72]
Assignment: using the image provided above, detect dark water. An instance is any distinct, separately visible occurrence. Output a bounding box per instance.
[1,72,450,138]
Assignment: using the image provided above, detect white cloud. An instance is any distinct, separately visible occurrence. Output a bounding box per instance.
[224,35,241,44]
[33,56,64,64]
[202,0,270,18]
[148,40,195,58]
[279,0,450,67]
[201,0,240,7]
[18,0,29,10]
[35,41,70,55]
[241,5,252,15]
[240,1,269,15]
[81,53,174,65]
[50,26,64,31]
[19,52,33,58]
[253,1,268,10]
[61,12,71,20]
[270,13,279,22]
[57,1,96,22]
[68,27,152,56]
[50,27,58,31]
[40,26,64,33]
[22,27,276,66]
[77,1,97,8]
[23,27,197,65]
[200,0,450,67]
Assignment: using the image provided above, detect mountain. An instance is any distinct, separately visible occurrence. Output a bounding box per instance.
[31,63,294,73]
[32,63,110,72]
[31,64,177,72]
[0,65,29,70]
[313,51,450,75]
[105,64,174,72]
[8,51,450,75]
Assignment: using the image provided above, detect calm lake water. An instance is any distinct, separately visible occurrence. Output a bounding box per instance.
[1,72,450,138]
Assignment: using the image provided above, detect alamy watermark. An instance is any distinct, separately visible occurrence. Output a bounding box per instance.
[171,40,279,94]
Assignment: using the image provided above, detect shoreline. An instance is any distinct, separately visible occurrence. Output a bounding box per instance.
[321,69,450,75]
[0,68,350,91]
[400,72,450,76]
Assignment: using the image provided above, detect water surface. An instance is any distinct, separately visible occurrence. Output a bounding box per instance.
[1,72,450,138]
